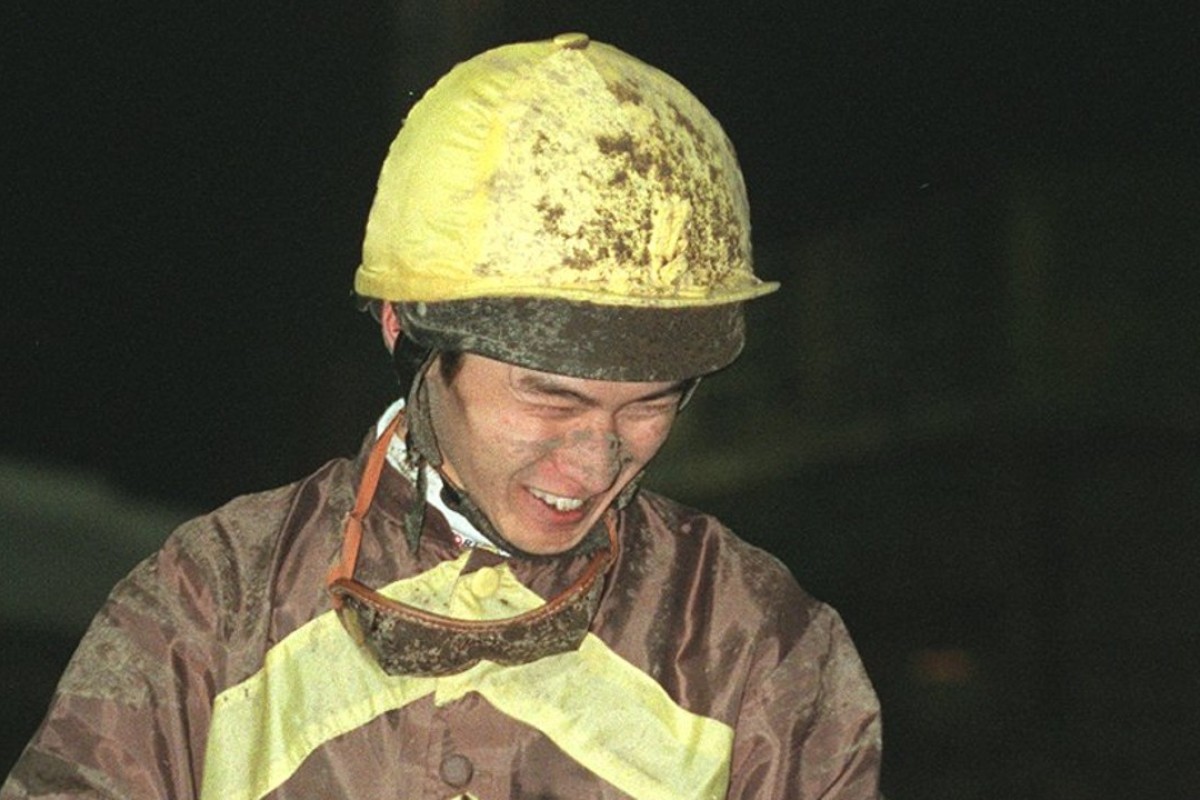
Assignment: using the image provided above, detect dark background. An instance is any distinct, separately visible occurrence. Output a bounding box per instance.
[3,2,1198,797]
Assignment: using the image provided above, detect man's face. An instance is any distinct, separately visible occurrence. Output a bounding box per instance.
[425,353,684,554]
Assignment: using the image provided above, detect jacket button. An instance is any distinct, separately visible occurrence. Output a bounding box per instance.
[440,753,474,787]
[470,566,501,597]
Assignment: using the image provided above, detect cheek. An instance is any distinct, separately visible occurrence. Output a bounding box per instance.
[620,418,676,465]
[481,410,564,469]
[438,403,530,485]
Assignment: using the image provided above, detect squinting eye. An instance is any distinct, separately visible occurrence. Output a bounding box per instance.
[626,401,678,419]
[532,401,582,417]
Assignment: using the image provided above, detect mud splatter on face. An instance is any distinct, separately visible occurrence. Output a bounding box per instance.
[425,354,679,554]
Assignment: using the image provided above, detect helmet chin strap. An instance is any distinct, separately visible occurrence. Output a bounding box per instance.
[397,337,612,559]
[391,336,437,552]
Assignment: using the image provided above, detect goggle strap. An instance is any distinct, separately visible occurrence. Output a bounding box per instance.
[326,413,404,598]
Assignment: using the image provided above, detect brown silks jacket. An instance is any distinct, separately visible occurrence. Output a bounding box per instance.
[3,421,882,799]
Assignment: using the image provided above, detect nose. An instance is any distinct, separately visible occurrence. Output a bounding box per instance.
[554,426,625,495]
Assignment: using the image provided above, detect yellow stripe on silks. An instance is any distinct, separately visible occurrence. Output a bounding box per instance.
[202,551,733,800]
[199,555,480,800]
[199,611,435,800]
[200,606,437,800]
[435,571,734,798]
[438,638,734,800]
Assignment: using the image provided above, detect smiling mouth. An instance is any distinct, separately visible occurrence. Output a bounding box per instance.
[528,487,586,512]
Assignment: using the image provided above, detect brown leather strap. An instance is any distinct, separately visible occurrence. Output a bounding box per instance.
[326,413,404,595]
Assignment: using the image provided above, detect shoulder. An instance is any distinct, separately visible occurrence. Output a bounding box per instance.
[630,493,879,699]
[104,456,357,638]
[632,489,805,588]
[66,457,360,688]
[625,489,821,634]
[164,456,355,569]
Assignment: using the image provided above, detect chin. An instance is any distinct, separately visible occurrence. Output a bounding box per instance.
[513,530,587,555]
[505,519,595,555]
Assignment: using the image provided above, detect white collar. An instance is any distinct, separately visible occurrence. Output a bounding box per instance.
[374,399,508,555]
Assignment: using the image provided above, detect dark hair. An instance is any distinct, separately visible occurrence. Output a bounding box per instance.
[437,350,465,384]
[391,335,464,396]
[367,298,463,392]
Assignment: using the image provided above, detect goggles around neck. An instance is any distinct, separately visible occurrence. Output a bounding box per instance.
[326,413,619,677]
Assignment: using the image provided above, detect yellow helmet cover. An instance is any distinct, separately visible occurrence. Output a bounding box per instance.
[356,33,778,308]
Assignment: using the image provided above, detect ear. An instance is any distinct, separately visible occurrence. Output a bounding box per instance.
[380,302,402,353]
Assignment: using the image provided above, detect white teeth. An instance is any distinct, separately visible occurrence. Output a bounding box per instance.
[529,488,585,512]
